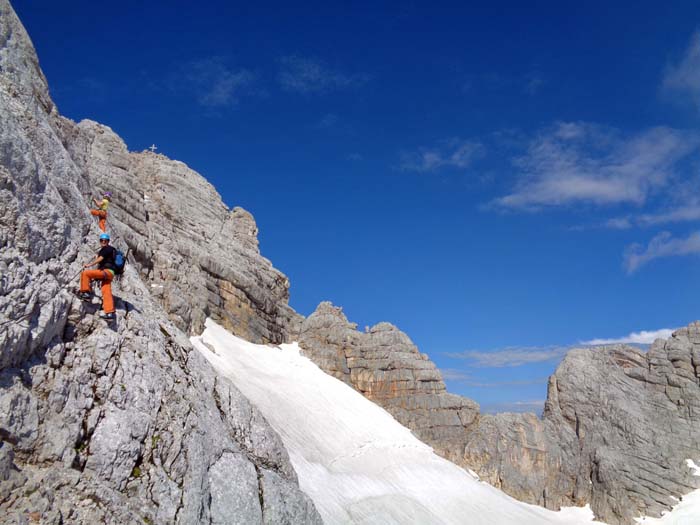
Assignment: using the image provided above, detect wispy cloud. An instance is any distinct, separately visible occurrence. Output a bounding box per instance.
[662,31,700,111]
[440,368,549,387]
[493,122,697,210]
[440,369,473,382]
[524,73,545,95]
[638,204,700,226]
[480,400,545,415]
[606,190,700,229]
[444,346,570,368]
[180,58,255,107]
[399,138,484,172]
[624,230,700,273]
[278,55,368,94]
[581,327,677,346]
[317,113,339,128]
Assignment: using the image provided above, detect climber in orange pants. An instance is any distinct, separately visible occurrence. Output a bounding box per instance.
[90,191,112,232]
[78,232,117,320]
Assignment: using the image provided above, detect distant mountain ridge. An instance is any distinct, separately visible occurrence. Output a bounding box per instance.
[296,303,700,524]
[0,0,698,523]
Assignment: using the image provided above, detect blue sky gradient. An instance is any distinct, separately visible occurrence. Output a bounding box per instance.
[13,0,700,413]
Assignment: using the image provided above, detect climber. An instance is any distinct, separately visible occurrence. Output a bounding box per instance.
[89,191,111,232]
[78,233,116,320]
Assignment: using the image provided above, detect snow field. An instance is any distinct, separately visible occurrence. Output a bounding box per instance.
[192,320,697,525]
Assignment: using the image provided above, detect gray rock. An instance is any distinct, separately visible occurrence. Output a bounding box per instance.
[297,302,700,525]
[2,0,698,523]
[208,452,262,524]
[0,1,321,523]
[62,119,302,343]
[297,302,480,460]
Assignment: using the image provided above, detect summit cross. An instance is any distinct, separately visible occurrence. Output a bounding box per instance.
[149,144,157,153]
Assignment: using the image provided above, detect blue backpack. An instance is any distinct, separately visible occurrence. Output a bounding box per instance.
[113,249,127,275]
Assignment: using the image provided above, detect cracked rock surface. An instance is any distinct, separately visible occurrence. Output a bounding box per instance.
[298,303,700,525]
[61,118,302,344]
[0,1,320,522]
[2,0,699,524]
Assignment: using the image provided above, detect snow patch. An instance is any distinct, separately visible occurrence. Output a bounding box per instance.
[192,320,696,525]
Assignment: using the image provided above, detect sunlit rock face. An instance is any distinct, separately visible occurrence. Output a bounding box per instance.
[2,0,699,523]
[538,330,700,524]
[297,302,480,449]
[62,119,303,343]
[297,300,700,525]
[0,1,320,522]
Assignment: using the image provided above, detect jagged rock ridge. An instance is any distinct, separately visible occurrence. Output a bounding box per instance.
[1,1,699,524]
[0,1,320,523]
[297,304,700,525]
[297,302,480,452]
[61,118,303,343]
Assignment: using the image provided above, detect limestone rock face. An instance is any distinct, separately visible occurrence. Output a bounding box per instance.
[463,336,700,525]
[297,302,700,525]
[61,119,302,343]
[539,332,700,524]
[0,1,320,523]
[297,302,480,457]
[3,0,699,523]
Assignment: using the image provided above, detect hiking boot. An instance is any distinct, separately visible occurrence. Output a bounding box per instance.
[78,291,93,301]
[99,311,116,321]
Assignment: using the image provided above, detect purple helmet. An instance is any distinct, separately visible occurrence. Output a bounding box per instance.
[103,191,112,199]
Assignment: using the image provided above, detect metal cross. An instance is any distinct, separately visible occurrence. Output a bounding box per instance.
[149,144,157,153]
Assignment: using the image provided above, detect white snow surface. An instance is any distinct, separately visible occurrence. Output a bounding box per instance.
[192,320,696,525]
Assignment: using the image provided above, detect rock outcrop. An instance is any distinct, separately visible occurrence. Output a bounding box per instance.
[0,1,320,522]
[541,333,700,524]
[2,0,699,524]
[60,118,302,343]
[297,303,480,451]
[297,303,700,525]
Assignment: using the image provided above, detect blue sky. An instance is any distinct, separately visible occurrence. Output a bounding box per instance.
[13,1,700,413]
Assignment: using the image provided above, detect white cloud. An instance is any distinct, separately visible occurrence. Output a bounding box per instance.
[638,203,700,226]
[439,368,549,387]
[662,31,700,111]
[400,138,484,172]
[183,58,254,107]
[445,346,569,367]
[581,327,677,346]
[624,230,700,273]
[493,123,697,210]
[278,55,368,94]
[439,368,473,382]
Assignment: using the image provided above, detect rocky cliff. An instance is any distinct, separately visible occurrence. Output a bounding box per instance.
[297,303,480,458]
[0,1,320,523]
[297,304,700,524]
[1,1,699,524]
[60,118,303,343]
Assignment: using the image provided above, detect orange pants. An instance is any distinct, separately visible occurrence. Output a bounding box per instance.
[90,209,107,232]
[80,269,115,313]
